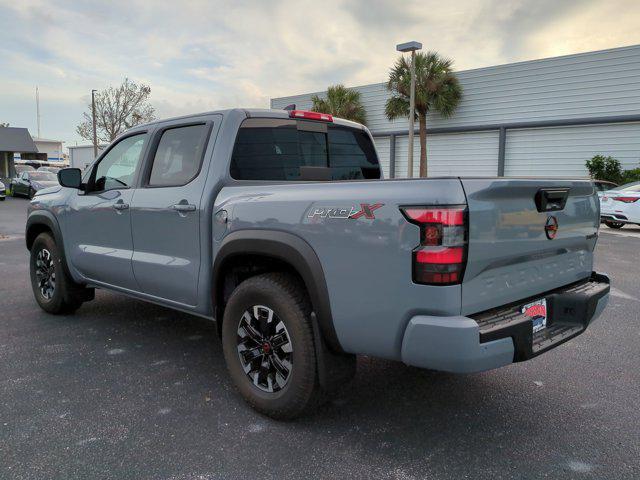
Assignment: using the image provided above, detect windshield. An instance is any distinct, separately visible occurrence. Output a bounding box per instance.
[29,171,58,181]
[612,181,640,192]
[15,165,35,174]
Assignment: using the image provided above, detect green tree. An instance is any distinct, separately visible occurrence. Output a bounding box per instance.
[385,51,463,177]
[311,84,366,125]
[585,155,623,183]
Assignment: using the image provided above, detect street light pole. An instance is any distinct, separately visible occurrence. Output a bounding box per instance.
[408,50,416,178]
[396,41,422,178]
[91,89,98,158]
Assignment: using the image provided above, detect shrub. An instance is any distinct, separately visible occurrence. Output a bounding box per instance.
[585,155,623,183]
[621,168,640,184]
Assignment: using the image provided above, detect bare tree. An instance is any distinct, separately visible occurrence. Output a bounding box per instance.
[76,78,155,143]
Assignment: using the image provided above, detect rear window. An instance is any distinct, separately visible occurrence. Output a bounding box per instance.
[148,124,209,187]
[230,118,380,181]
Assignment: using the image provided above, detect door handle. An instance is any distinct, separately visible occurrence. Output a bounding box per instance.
[170,203,196,213]
[113,201,129,211]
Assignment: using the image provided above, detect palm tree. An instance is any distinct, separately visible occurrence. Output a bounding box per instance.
[311,84,366,125]
[385,52,462,177]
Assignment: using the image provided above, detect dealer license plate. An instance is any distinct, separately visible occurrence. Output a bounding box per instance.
[521,298,547,333]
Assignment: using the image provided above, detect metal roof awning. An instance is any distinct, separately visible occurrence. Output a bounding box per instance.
[0,127,38,153]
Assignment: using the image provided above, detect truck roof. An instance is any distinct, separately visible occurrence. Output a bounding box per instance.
[132,108,366,131]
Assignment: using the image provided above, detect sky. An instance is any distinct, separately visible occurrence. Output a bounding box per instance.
[1,0,639,150]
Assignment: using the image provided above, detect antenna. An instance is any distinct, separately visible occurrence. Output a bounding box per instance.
[36,86,41,138]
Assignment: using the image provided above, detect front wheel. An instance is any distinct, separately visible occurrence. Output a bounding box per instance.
[222,273,320,420]
[604,221,624,229]
[30,232,89,314]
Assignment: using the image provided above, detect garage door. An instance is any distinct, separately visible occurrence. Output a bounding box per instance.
[394,131,499,178]
[505,122,640,177]
[373,136,391,178]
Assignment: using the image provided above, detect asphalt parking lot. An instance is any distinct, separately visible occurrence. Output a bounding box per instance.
[1,195,639,480]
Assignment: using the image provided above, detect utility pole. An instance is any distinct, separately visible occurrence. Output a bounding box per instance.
[36,86,41,138]
[91,89,98,158]
[396,41,422,178]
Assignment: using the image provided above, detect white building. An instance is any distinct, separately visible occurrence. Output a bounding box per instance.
[68,144,105,170]
[32,137,64,163]
[272,44,640,178]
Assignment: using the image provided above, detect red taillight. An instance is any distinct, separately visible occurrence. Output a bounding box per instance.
[401,206,467,285]
[613,196,639,203]
[288,110,333,122]
[404,208,464,225]
[415,247,464,264]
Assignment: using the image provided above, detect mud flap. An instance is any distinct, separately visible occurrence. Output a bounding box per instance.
[310,312,356,393]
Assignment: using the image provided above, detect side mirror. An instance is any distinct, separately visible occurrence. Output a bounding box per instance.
[58,168,83,189]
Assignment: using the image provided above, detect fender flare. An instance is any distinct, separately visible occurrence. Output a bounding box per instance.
[213,229,343,353]
[25,210,74,280]
[26,210,63,250]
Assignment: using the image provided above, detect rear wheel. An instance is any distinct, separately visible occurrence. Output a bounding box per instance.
[30,232,90,314]
[604,221,624,229]
[221,273,320,420]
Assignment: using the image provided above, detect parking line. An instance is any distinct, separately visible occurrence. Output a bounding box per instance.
[610,287,640,303]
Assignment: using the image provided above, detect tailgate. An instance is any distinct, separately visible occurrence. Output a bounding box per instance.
[460,178,599,315]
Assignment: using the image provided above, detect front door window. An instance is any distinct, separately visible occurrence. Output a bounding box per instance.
[88,134,147,193]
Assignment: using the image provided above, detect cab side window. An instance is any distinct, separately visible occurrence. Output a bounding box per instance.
[88,134,147,193]
[147,124,209,187]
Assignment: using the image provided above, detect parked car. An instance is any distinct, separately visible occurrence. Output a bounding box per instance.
[26,109,610,419]
[38,166,62,174]
[14,164,36,176]
[600,181,640,228]
[10,170,59,199]
[593,179,618,197]
[0,180,5,201]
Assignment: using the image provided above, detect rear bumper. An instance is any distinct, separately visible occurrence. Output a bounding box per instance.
[601,214,637,224]
[401,272,610,373]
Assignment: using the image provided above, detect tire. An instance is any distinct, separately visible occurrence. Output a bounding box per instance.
[222,273,321,420]
[30,232,86,314]
[604,221,624,229]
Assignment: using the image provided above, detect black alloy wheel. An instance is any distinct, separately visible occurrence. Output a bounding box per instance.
[236,305,294,393]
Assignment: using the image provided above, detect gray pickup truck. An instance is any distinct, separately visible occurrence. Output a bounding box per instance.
[26,108,610,419]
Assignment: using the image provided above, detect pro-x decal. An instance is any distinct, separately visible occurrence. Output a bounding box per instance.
[307,203,384,220]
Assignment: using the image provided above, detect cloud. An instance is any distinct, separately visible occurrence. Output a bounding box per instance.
[0,0,638,148]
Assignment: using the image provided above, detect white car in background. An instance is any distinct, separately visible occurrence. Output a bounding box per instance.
[600,181,640,229]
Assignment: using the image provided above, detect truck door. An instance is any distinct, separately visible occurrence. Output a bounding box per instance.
[63,132,149,290]
[129,116,219,306]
